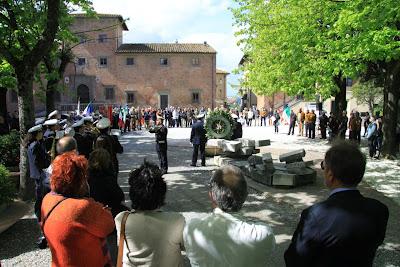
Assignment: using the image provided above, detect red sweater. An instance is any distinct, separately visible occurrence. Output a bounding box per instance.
[41,193,115,267]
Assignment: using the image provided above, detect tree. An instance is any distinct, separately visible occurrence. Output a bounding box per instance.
[231,0,355,116]
[0,0,92,199]
[232,0,400,157]
[351,80,383,115]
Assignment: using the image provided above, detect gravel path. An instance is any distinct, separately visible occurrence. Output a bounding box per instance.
[1,126,399,266]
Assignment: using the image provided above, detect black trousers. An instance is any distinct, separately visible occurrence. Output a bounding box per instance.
[308,123,315,139]
[156,143,168,171]
[288,123,295,135]
[320,127,327,139]
[34,177,50,222]
[192,143,206,165]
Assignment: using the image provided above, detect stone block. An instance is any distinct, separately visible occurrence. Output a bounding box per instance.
[214,156,221,166]
[253,148,260,154]
[236,138,255,147]
[207,139,225,147]
[222,141,242,153]
[248,154,263,166]
[279,149,306,163]
[304,160,314,167]
[219,157,234,166]
[272,172,297,186]
[247,168,273,186]
[255,139,271,147]
[264,162,275,172]
[239,147,254,156]
[261,153,273,163]
[296,168,317,185]
[205,146,223,157]
[230,160,248,171]
[286,161,307,170]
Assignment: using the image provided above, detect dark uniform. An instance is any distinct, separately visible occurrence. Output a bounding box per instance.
[232,120,243,139]
[149,124,168,173]
[74,132,93,159]
[319,113,328,139]
[96,133,123,177]
[190,119,207,166]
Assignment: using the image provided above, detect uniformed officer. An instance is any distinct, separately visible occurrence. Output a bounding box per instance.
[231,113,243,139]
[149,115,168,174]
[190,113,207,167]
[72,119,93,159]
[47,110,59,120]
[95,118,123,177]
[26,124,51,248]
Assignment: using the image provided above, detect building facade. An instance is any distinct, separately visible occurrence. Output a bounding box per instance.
[216,69,229,107]
[6,14,227,113]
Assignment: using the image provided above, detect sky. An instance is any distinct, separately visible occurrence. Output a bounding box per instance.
[91,0,243,97]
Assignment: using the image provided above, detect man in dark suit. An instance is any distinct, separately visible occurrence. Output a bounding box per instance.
[285,141,389,267]
[190,113,207,167]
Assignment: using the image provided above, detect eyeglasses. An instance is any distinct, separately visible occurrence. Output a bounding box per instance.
[320,160,325,170]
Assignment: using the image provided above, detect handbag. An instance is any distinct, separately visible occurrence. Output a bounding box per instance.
[116,211,132,267]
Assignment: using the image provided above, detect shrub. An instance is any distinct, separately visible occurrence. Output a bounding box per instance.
[0,164,16,205]
[0,130,20,167]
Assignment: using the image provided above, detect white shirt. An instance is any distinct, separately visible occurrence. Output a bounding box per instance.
[184,208,275,267]
[115,210,185,267]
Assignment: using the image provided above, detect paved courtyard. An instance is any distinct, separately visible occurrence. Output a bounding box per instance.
[1,125,399,266]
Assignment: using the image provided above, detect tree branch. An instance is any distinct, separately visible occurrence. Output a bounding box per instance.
[2,0,30,51]
[28,0,61,67]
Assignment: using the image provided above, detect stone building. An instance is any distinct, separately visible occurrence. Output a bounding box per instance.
[216,69,229,107]
[6,13,227,113]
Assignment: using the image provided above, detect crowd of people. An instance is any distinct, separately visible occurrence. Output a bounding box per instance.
[27,125,388,266]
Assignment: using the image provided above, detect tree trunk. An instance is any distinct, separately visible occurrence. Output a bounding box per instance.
[0,87,7,116]
[46,80,57,116]
[16,70,36,200]
[333,75,347,117]
[382,62,400,158]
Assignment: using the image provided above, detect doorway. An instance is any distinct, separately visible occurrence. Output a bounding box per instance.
[77,84,90,103]
[160,94,168,109]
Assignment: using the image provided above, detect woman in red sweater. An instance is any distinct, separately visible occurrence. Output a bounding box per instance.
[41,152,115,267]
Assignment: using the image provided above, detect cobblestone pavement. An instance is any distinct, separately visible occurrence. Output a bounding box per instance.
[1,126,399,266]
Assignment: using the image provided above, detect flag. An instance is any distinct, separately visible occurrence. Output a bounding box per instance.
[283,105,291,124]
[76,97,80,115]
[83,101,94,116]
[108,105,113,124]
[118,107,124,128]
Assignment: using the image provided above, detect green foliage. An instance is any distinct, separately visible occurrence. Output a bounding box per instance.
[0,164,16,205]
[0,130,20,167]
[205,110,236,140]
[0,60,16,89]
[231,0,400,99]
[352,80,383,113]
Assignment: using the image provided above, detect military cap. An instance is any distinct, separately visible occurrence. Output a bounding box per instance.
[83,116,93,123]
[47,110,59,119]
[28,124,42,133]
[72,119,84,128]
[43,119,59,126]
[59,119,67,125]
[96,118,111,129]
[35,117,46,125]
[231,113,238,119]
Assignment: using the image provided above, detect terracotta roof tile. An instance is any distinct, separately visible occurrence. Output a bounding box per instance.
[116,43,217,54]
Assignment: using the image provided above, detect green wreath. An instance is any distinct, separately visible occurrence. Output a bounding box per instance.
[205,110,236,140]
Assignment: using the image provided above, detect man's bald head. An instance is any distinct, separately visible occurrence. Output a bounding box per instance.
[209,165,248,212]
[56,136,77,155]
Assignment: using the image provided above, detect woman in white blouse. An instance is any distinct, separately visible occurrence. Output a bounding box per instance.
[115,161,185,267]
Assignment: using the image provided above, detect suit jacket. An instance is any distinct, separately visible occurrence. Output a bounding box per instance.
[190,120,207,145]
[285,190,388,267]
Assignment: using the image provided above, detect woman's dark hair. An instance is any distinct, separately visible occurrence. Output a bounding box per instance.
[128,160,166,210]
[88,148,113,173]
[324,141,366,186]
